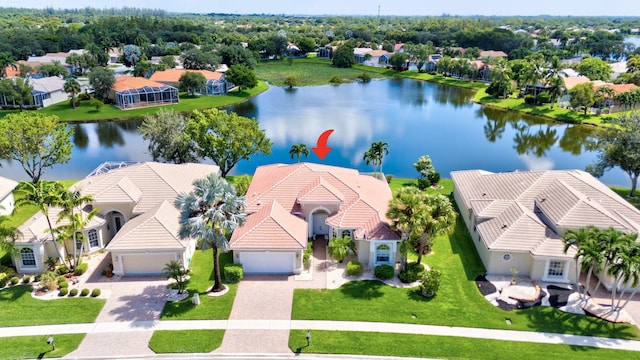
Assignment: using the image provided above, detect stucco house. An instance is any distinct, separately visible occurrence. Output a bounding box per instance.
[29,76,68,108]
[229,163,401,274]
[111,76,179,110]
[14,162,219,276]
[452,169,640,291]
[149,69,233,96]
[0,176,19,216]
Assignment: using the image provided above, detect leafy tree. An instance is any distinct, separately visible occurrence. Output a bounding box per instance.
[327,236,356,263]
[179,71,206,96]
[230,175,251,196]
[587,113,640,197]
[88,67,115,100]
[163,260,190,294]
[386,187,423,270]
[63,78,81,109]
[139,109,197,164]
[18,63,34,77]
[187,108,272,178]
[296,37,316,54]
[181,48,220,71]
[289,143,309,162]
[38,61,67,77]
[283,75,300,89]
[0,77,33,111]
[159,55,177,69]
[332,44,355,68]
[0,113,73,183]
[577,56,612,81]
[89,98,104,111]
[123,44,142,67]
[175,173,246,293]
[86,43,109,67]
[225,64,258,92]
[569,82,595,114]
[413,155,439,189]
[0,215,20,256]
[217,44,256,69]
[388,53,408,70]
[0,52,17,77]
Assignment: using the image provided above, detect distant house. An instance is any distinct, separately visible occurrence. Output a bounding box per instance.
[393,43,405,53]
[110,76,179,110]
[353,47,374,64]
[0,176,18,216]
[149,69,233,95]
[29,76,67,108]
[364,49,391,67]
[26,50,84,76]
[108,47,122,64]
[478,50,508,60]
[424,54,442,72]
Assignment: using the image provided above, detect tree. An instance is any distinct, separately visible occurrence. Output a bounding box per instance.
[159,55,177,69]
[163,260,190,294]
[587,113,640,197]
[225,64,257,92]
[63,78,81,109]
[217,44,257,69]
[0,113,73,183]
[327,236,356,263]
[389,53,409,70]
[123,44,142,67]
[413,155,439,190]
[0,52,17,77]
[187,108,272,178]
[88,67,115,100]
[363,148,380,175]
[412,194,456,264]
[562,226,604,301]
[175,173,247,293]
[369,141,389,177]
[547,76,565,109]
[386,187,424,270]
[0,215,20,256]
[139,109,197,164]
[179,71,206,96]
[332,44,355,68]
[0,77,33,111]
[38,61,67,77]
[181,48,220,71]
[289,143,309,162]
[569,82,595,114]
[296,37,316,54]
[283,75,300,89]
[86,43,109,67]
[577,57,612,82]
[56,189,98,270]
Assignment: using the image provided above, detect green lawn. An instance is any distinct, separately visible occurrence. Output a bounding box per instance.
[289,330,638,360]
[160,249,237,320]
[0,334,85,359]
[149,330,224,353]
[291,215,640,340]
[0,82,268,122]
[388,178,453,195]
[0,285,105,326]
[256,58,384,87]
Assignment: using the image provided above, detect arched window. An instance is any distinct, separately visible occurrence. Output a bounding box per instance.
[341,229,351,239]
[375,244,391,264]
[20,248,36,267]
[88,229,99,248]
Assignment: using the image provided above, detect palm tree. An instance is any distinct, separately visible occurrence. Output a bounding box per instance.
[547,76,565,109]
[370,141,390,177]
[56,189,97,270]
[562,226,603,301]
[627,55,640,73]
[0,214,20,256]
[289,143,309,162]
[386,187,425,269]
[0,52,17,78]
[64,78,82,110]
[163,260,190,294]
[612,242,640,312]
[605,232,638,310]
[363,148,380,176]
[175,173,246,293]
[414,194,456,264]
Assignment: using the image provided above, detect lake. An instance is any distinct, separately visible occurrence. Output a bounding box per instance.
[0,78,629,187]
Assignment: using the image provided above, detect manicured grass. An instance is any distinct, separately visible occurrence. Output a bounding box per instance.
[6,82,268,122]
[160,249,237,320]
[0,285,105,326]
[5,179,78,230]
[256,58,384,87]
[388,177,454,196]
[610,186,640,209]
[289,330,638,360]
[149,330,224,353]
[291,216,640,340]
[0,334,85,359]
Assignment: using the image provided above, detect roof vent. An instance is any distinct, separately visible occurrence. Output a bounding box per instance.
[482,193,487,197]
[501,224,508,229]
[256,202,262,206]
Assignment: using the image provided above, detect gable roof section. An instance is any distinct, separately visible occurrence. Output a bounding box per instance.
[0,176,18,200]
[149,69,223,83]
[230,200,307,250]
[297,176,344,203]
[17,207,105,243]
[29,76,66,93]
[106,200,186,251]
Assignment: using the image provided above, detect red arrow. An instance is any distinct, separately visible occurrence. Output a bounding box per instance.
[312,129,334,160]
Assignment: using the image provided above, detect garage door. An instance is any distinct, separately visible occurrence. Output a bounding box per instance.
[122,254,176,275]
[240,252,295,274]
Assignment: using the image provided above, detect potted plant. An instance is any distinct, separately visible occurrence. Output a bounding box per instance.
[510,268,519,285]
[105,263,114,278]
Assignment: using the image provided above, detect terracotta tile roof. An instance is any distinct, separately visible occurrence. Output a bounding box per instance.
[393,43,405,51]
[452,169,640,257]
[106,200,187,251]
[149,69,223,83]
[112,76,172,92]
[298,176,344,203]
[562,76,592,90]
[231,200,307,249]
[598,83,638,95]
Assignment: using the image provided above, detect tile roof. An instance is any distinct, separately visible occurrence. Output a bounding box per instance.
[149,69,223,83]
[366,49,391,57]
[17,206,106,243]
[112,76,172,92]
[29,76,65,93]
[0,176,18,200]
[479,50,508,58]
[230,200,307,249]
[598,83,638,95]
[561,76,592,90]
[452,169,640,257]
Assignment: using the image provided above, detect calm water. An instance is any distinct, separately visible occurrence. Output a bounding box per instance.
[0,78,629,186]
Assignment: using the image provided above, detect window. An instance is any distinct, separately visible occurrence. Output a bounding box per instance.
[502,253,512,262]
[341,229,351,239]
[21,248,36,267]
[376,244,391,263]
[547,260,565,277]
[88,229,99,248]
[75,237,84,251]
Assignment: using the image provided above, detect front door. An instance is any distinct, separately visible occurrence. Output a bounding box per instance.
[313,212,329,235]
[113,214,124,236]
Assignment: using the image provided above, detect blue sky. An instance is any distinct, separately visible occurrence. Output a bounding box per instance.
[14,0,640,17]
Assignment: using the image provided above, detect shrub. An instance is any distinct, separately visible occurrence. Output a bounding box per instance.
[40,271,58,291]
[58,287,69,296]
[0,265,17,279]
[524,94,535,104]
[303,252,312,271]
[91,288,101,297]
[223,264,243,283]
[89,98,104,110]
[385,174,393,184]
[34,273,42,282]
[55,264,69,276]
[417,178,430,191]
[0,273,6,287]
[78,92,91,101]
[374,264,395,280]
[329,75,343,84]
[420,269,443,297]
[427,172,441,187]
[398,262,425,283]
[57,277,66,284]
[22,275,31,284]
[536,92,551,103]
[80,288,90,297]
[10,276,19,285]
[69,288,78,297]
[357,72,371,82]
[58,281,69,289]
[346,261,364,276]
[75,262,88,275]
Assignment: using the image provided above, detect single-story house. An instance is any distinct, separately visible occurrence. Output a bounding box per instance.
[230,163,401,274]
[353,47,374,64]
[149,69,233,95]
[0,176,18,216]
[452,169,640,291]
[29,76,67,108]
[14,162,219,276]
[363,49,391,67]
[111,76,179,110]
[424,54,442,72]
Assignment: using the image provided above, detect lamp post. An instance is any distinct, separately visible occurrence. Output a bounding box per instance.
[47,335,55,351]
[306,330,311,346]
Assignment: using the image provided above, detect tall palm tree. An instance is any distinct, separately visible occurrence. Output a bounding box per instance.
[387,187,424,270]
[605,232,638,310]
[64,78,82,110]
[614,242,640,312]
[363,148,380,175]
[414,194,457,264]
[562,226,603,301]
[175,173,246,292]
[548,76,565,109]
[370,141,390,177]
[56,189,97,269]
[0,214,20,255]
[14,181,67,266]
[289,143,309,162]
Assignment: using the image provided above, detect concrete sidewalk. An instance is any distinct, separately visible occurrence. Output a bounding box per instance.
[3,319,640,352]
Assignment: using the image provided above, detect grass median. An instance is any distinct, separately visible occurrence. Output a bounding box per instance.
[0,334,85,359]
[149,330,224,353]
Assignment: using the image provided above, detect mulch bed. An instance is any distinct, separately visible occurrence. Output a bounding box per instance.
[547,285,573,308]
[475,275,497,296]
[497,290,547,311]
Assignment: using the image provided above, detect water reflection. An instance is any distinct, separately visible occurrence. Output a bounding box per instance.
[95,122,125,148]
[559,125,600,155]
[72,124,88,149]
